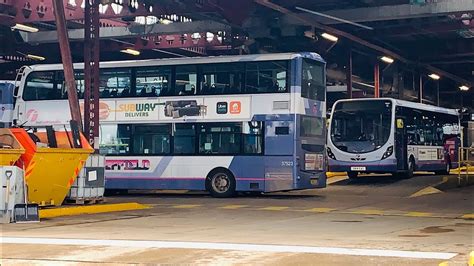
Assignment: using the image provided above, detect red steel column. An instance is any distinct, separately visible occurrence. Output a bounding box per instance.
[374,63,380,98]
[84,0,100,149]
[52,0,82,130]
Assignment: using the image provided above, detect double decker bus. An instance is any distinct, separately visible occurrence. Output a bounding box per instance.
[13,52,327,197]
[328,98,460,179]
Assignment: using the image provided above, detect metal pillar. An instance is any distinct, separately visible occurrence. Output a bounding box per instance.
[419,74,423,103]
[374,63,380,98]
[346,49,353,98]
[52,0,82,130]
[84,0,100,149]
[436,81,440,106]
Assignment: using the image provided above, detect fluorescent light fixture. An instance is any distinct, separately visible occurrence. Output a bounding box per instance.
[120,48,140,56]
[11,23,39,33]
[459,85,470,91]
[428,73,440,80]
[321,33,338,42]
[26,54,45,61]
[380,56,394,64]
[160,19,173,25]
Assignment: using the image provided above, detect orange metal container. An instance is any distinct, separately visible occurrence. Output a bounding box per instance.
[11,128,93,206]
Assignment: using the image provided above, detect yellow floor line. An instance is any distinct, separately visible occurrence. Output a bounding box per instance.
[39,203,151,219]
[260,206,289,211]
[171,204,201,209]
[404,211,433,217]
[303,208,335,213]
[461,214,474,220]
[438,261,448,266]
[350,209,384,215]
[468,250,474,266]
[409,186,443,198]
[219,205,248,209]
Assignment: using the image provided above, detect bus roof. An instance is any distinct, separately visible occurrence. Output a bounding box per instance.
[26,52,325,72]
[333,97,458,116]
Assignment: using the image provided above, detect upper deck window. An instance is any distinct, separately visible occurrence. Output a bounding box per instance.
[200,63,244,95]
[302,58,325,101]
[99,69,131,98]
[175,65,198,96]
[245,61,288,93]
[136,67,172,97]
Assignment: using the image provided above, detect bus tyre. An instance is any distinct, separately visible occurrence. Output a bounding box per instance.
[347,171,358,179]
[405,157,415,179]
[435,161,450,175]
[207,169,236,198]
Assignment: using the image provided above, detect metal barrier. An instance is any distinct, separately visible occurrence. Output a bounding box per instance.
[458,147,474,181]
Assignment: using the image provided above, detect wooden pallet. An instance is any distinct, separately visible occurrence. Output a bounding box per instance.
[65,197,106,205]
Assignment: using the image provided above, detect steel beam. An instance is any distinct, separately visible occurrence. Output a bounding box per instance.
[2,0,248,25]
[255,0,473,87]
[283,0,474,25]
[19,20,230,43]
[84,0,100,149]
[53,0,82,130]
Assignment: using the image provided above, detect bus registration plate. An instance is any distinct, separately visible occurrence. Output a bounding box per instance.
[350,166,366,171]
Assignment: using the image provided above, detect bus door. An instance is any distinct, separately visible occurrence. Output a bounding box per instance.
[395,116,407,170]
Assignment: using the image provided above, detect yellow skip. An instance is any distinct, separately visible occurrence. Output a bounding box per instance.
[39,203,151,219]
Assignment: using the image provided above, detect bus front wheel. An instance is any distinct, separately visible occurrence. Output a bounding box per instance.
[405,157,415,179]
[207,169,236,198]
[347,171,358,179]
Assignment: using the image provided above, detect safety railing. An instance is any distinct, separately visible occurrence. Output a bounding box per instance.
[458,147,474,180]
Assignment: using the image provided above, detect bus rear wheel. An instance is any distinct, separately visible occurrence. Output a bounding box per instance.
[347,171,358,179]
[404,157,415,179]
[434,161,450,175]
[207,169,236,198]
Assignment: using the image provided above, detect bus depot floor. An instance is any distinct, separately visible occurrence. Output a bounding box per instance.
[2,173,473,265]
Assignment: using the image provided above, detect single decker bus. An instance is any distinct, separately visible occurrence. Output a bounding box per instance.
[328,98,460,179]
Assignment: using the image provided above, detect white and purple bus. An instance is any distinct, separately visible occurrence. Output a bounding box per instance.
[327,98,460,179]
[14,52,327,197]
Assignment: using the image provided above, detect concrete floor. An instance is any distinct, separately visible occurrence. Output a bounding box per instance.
[1,173,473,265]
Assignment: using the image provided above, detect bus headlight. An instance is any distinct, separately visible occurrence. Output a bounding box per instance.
[327,147,336,160]
[381,146,393,160]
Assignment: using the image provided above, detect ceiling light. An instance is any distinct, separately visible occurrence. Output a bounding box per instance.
[380,56,394,64]
[321,32,338,42]
[120,48,140,56]
[459,85,470,91]
[26,54,45,61]
[428,74,440,80]
[11,23,39,33]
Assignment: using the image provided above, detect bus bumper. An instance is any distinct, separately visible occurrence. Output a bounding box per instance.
[296,170,326,189]
[328,158,397,173]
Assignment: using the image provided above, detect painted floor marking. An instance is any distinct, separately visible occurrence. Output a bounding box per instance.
[303,208,335,213]
[219,205,248,209]
[350,209,384,215]
[461,214,474,220]
[405,212,433,217]
[1,237,457,260]
[259,206,289,211]
[171,204,201,209]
